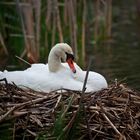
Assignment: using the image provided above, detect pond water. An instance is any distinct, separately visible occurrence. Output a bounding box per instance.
[90,41,140,90]
[90,1,140,90]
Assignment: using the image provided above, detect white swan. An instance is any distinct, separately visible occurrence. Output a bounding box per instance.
[0,43,107,92]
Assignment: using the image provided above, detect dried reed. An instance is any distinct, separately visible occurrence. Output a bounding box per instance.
[0,1,113,66]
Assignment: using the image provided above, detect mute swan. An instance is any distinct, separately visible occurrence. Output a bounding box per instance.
[0,43,107,92]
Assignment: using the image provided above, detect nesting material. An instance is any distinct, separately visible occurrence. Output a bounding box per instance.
[0,82,140,139]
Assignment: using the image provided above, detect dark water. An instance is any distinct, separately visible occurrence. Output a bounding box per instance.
[90,1,140,90]
[91,42,140,90]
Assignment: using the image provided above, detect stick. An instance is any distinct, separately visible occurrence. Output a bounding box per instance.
[102,113,122,136]
[0,78,8,85]
[15,55,31,66]
[26,129,37,137]
[52,94,62,113]
[81,57,93,96]
[79,57,93,140]
[0,106,16,123]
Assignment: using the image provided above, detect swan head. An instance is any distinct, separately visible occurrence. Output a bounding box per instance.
[48,43,76,73]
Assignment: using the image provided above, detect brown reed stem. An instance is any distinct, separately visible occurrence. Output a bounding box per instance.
[54,0,64,42]
[33,0,41,60]
[16,0,29,56]
[15,55,31,66]
[94,0,100,46]
[102,113,122,136]
[46,0,52,30]
[51,7,56,47]
[0,32,8,55]
[64,0,68,25]
[68,0,73,48]
[80,58,93,140]
[82,0,86,67]
[0,106,16,123]
[105,0,112,38]
[68,0,78,60]
[22,2,37,62]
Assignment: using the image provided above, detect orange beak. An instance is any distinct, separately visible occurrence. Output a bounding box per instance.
[67,58,76,73]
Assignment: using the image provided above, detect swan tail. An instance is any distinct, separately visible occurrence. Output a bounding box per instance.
[0,71,8,81]
[0,71,6,83]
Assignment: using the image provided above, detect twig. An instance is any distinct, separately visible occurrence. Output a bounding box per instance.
[63,109,79,133]
[30,115,43,127]
[79,123,108,135]
[15,55,31,66]
[102,113,122,136]
[79,57,93,140]
[81,57,93,97]
[26,129,37,137]
[0,78,8,85]
[52,94,62,113]
[16,96,48,108]
[61,94,75,119]
[0,106,16,123]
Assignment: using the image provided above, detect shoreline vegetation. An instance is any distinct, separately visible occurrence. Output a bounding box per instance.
[0,0,112,67]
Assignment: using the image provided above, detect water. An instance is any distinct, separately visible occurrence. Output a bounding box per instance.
[91,42,140,90]
[90,1,140,90]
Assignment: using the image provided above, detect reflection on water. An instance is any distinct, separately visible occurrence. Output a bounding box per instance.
[92,42,140,90]
[91,1,140,90]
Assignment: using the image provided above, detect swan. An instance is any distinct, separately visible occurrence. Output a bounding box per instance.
[0,43,108,92]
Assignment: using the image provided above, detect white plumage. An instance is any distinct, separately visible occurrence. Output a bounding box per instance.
[0,43,108,92]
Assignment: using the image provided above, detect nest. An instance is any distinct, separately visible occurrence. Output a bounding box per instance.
[0,82,140,140]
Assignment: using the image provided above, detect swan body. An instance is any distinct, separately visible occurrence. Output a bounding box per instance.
[0,43,108,93]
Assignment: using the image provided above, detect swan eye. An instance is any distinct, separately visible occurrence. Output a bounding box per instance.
[65,52,74,61]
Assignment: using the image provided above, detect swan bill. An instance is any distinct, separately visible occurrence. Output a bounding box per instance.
[66,52,76,73]
[66,58,76,73]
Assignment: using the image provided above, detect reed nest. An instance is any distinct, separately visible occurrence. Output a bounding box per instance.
[0,82,140,140]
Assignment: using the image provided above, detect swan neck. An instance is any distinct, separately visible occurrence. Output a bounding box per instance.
[48,52,62,72]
